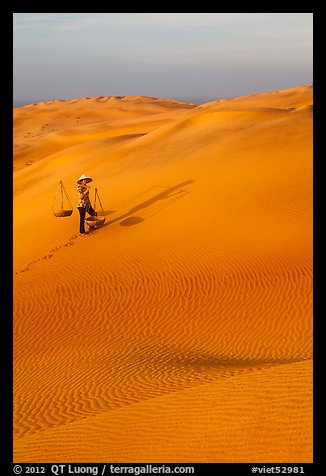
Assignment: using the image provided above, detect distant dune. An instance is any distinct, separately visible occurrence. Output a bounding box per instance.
[13,86,313,462]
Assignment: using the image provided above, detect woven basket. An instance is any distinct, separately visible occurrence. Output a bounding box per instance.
[53,209,73,217]
[85,216,105,227]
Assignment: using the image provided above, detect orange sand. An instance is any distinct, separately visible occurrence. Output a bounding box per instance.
[13,86,313,462]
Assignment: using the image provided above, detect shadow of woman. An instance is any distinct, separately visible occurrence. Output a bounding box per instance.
[119,216,145,226]
[103,179,194,228]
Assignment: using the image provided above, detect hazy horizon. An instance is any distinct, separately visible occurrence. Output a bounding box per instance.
[13,95,220,108]
[13,85,313,109]
[13,13,313,108]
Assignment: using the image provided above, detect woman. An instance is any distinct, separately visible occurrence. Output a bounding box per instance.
[77,174,97,234]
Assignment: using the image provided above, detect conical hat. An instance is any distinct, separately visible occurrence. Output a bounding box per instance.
[77,174,93,184]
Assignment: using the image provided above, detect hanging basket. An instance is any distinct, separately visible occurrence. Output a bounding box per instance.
[52,181,73,217]
[54,209,73,217]
[85,188,106,227]
[85,216,105,227]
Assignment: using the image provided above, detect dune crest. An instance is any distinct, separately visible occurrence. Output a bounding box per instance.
[14,86,313,462]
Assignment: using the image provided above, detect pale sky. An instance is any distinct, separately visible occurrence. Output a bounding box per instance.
[13,13,313,106]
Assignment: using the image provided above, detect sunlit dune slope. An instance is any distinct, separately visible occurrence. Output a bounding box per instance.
[13,95,197,170]
[198,84,313,110]
[13,86,313,462]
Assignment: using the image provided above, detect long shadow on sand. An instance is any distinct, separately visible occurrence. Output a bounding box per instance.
[101,179,194,228]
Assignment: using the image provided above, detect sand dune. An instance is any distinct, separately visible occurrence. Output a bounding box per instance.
[14,360,312,463]
[13,86,313,462]
[13,96,196,171]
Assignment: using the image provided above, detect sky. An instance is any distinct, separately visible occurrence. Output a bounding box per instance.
[13,13,313,106]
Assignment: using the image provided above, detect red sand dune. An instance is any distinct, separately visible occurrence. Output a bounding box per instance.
[13,85,313,462]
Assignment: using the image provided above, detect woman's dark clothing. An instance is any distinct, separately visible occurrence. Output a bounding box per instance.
[78,204,96,234]
[77,184,96,234]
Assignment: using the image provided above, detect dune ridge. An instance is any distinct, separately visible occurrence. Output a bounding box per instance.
[14,85,312,462]
[13,360,312,463]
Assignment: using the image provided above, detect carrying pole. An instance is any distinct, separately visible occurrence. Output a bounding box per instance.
[95,188,104,213]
